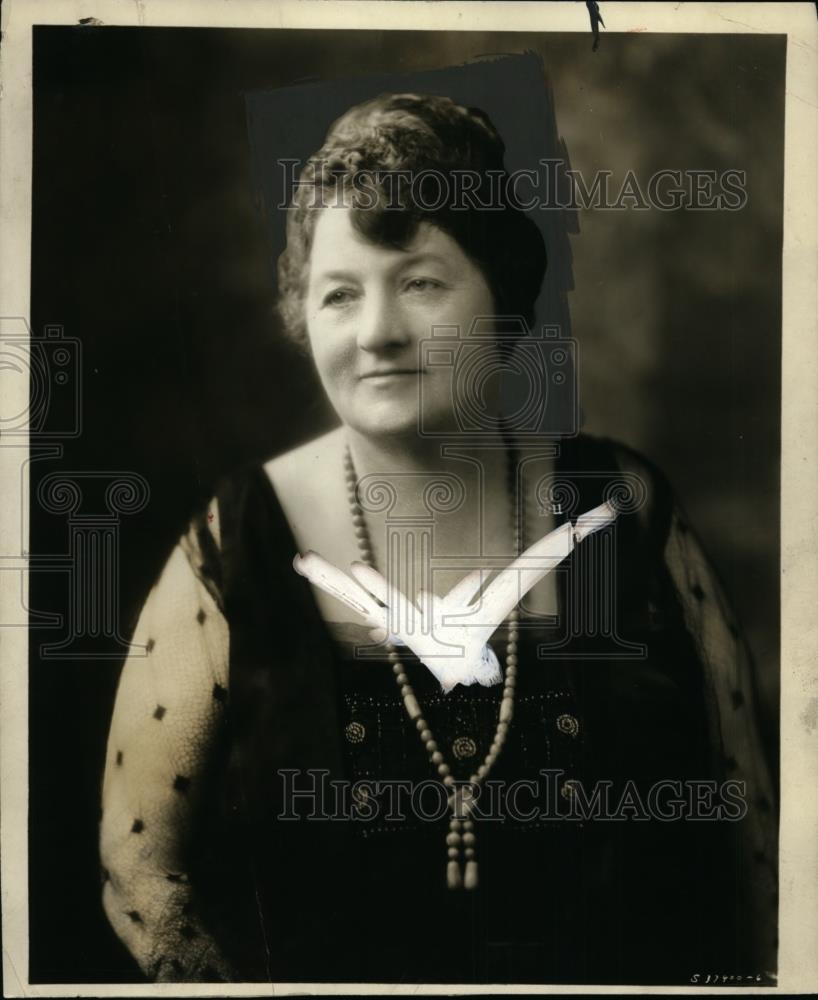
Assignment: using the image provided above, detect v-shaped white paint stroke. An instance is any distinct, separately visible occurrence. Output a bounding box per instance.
[293,500,618,693]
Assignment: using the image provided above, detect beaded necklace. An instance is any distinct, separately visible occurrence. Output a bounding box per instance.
[343,443,521,891]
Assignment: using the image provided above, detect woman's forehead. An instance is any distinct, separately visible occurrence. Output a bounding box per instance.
[308,207,464,279]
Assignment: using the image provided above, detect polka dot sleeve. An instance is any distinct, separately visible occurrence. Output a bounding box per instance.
[610,439,777,975]
[99,498,235,982]
[663,504,778,976]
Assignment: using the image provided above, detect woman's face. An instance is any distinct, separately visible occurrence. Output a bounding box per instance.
[304,205,496,440]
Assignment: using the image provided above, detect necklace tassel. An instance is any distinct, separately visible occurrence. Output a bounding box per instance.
[447,860,463,889]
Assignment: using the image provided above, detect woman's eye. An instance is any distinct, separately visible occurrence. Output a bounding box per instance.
[322,288,356,307]
[404,278,444,294]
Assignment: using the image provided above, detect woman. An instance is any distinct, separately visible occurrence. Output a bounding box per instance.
[100,93,777,984]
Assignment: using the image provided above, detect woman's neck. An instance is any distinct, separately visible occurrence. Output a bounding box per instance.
[342,427,521,575]
[344,426,508,484]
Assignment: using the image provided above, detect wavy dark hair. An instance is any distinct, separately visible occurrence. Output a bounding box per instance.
[276,92,547,349]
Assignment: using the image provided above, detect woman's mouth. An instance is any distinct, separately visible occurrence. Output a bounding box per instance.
[359,369,423,382]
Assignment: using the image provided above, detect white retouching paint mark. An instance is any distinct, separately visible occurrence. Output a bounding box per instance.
[293,500,618,693]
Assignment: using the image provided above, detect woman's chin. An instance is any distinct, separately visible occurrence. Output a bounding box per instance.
[342,404,458,441]
[345,409,422,440]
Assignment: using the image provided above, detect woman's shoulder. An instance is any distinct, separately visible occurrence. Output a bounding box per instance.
[568,431,667,481]
[262,427,349,538]
[569,431,677,543]
[166,429,347,615]
[263,426,346,496]
[261,427,361,572]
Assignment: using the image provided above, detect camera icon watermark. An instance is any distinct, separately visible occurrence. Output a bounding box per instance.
[0,318,82,438]
[417,316,579,439]
[0,318,150,657]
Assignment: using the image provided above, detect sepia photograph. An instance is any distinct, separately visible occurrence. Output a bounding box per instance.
[2,1,817,994]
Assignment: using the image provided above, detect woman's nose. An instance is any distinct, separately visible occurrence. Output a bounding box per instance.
[356,291,411,353]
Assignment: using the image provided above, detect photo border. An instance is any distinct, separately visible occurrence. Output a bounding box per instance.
[2,2,816,995]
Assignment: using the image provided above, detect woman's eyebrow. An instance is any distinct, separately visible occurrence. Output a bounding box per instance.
[397,252,453,270]
[312,253,453,287]
[313,269,361,285]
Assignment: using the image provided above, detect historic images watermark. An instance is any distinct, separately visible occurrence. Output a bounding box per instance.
[277,769,749,823]
[278,159,748,212]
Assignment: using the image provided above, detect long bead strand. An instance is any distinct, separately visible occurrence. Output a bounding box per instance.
[343,444,521,890]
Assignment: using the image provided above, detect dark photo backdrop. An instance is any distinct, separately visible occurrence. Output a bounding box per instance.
[29,27,784,982]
